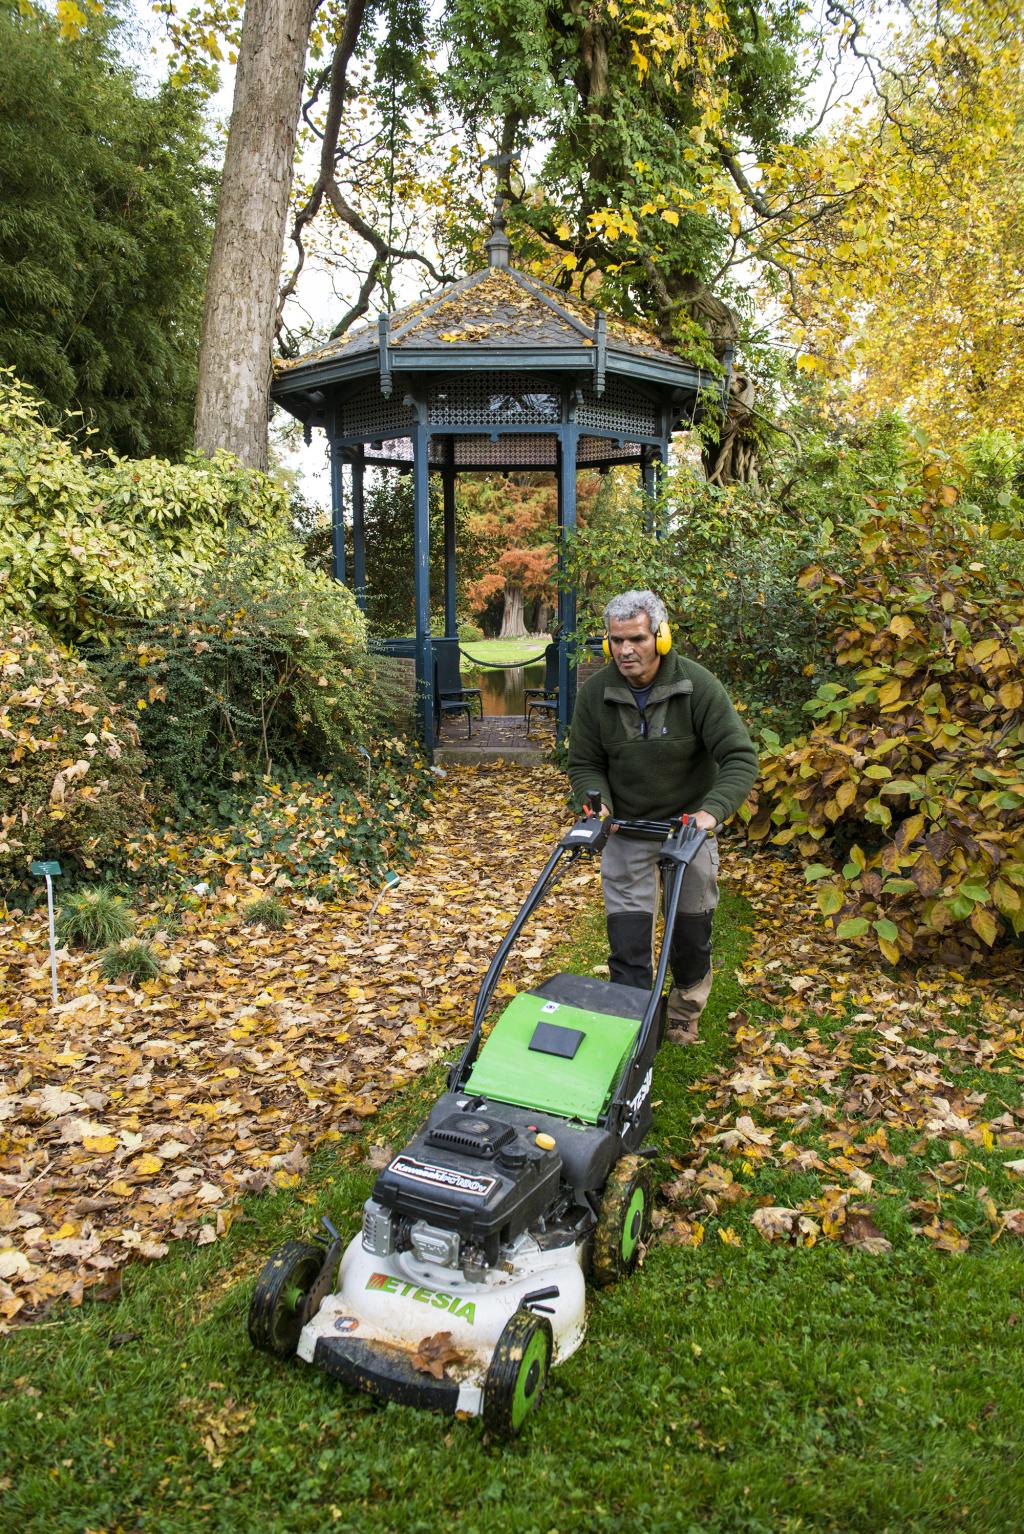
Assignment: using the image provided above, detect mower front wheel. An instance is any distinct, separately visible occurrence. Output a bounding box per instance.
[592,1155,653,1286]
[483,1309,553,1438]
[248,1239,324,1360]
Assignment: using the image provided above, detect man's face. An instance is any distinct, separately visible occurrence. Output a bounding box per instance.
[607,611,661,687]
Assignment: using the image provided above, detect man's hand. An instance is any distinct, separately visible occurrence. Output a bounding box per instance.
[583,801,611,819]
[692,810,718,832]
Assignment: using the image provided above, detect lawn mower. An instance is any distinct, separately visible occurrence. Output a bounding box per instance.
[248,795,708,1436]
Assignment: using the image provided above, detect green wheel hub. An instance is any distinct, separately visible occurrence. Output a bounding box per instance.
[621,1186,646,1262]
[483,1309,553,1438]
[511,1326,550,1431]
[592,1155,654,1287]
[248,1240,325,1361]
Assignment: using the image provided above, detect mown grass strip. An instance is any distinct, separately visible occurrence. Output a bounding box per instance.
[2,888,1022,1534]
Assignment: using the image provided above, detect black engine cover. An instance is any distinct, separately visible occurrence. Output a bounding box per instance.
[372,1111,561,1251]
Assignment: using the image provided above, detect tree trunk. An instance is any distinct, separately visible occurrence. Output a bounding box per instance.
[500,583,527,638]
[193,0,318,469]
[703,373,759,486]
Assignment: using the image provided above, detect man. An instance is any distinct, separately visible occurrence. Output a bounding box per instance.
[568,590,758,1041]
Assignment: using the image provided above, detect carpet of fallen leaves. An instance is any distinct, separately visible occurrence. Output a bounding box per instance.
[658,843,1024,1258]
[0,763,594,1326]
[4,769,1023,1330]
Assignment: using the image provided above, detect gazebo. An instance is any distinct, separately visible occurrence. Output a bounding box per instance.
[272,216,729,751]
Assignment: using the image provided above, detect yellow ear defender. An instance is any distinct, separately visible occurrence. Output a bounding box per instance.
[602,620,673,660]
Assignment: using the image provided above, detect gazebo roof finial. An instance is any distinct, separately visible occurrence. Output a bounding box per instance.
[483,150,513,270]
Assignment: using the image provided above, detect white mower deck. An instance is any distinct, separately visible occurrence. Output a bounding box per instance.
[297,1234,587,1416]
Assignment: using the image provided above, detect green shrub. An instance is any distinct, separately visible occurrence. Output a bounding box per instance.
[208,750,434,896]
[458,620,485,642]
[98,939,161,985]
[55,887,134,949]
[567,466,832,736]
[0,368,342,648]
[92,548,404,802]
[242,896,288,930]
[746,473,1024,962]
[0,5,215,460]
[0,622,153,892]
[361,472,447,636]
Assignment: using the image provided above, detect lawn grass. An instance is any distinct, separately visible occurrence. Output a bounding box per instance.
[459,636,550,668]
[2,889,1023,1534]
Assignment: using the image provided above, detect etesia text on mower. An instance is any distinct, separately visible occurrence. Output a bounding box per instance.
[365,1271,478,1323]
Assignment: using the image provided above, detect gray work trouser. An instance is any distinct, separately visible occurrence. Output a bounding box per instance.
[600,831,720,992]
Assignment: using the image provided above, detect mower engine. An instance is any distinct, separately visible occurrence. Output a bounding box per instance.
[288,1094,591,1419]
[363,1108,563,1279]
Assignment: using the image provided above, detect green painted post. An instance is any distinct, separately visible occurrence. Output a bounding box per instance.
[352,448,367,611]
[442,437,457,639]
[329,443,347,584]
[556,428,579,739]
[412,421,435,750]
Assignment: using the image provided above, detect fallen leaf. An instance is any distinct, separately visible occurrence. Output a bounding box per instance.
[410,1331,464,1380]
[842,1211,892,1254]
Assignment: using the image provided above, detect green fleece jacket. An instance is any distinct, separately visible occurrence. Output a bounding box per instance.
[567,650,758,824]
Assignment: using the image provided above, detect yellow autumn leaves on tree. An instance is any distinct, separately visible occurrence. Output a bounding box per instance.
[767,5,1024,444]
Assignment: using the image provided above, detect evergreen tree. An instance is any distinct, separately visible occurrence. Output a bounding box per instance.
[0,2,216,457]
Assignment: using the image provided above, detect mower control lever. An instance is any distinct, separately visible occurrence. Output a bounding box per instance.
[522,1284,560,1315]
[559,808,610,854]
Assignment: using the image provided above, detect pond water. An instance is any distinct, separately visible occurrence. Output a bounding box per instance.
[462,659,546,716]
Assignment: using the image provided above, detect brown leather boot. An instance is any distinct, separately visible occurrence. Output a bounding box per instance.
[665,970,713,1044]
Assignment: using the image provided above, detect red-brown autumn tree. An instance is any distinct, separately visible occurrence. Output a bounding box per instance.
[462,473,600,636]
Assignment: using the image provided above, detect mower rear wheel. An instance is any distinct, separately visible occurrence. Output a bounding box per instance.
[592,1155,653,1286]
[248,1240,324,1360]
[483,1310,553,1438]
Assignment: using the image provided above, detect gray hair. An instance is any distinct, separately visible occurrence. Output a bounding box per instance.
[603,589,668,633]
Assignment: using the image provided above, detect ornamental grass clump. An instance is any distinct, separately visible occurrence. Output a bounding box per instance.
[55,887,134,950]
[98,940,162,986]
[745,468,1024,963]
[242,896,288,930]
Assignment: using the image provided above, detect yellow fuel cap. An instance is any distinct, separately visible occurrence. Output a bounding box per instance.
[535,1132,556,1151]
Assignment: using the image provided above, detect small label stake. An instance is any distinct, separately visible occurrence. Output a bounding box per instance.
[31,861,62,1006]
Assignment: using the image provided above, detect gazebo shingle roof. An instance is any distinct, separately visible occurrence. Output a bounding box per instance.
[275,267,684,377]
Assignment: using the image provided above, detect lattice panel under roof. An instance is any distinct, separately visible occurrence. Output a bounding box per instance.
[359,434,648,469]
[337,386,413,440]
[577,378,657,436]
[427,374,562,426]
[577,436,646,463]
[448,434,556,467]
[363,436,414,464]
[338,375,657,448]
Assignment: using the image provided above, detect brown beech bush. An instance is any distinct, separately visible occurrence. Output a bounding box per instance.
[744,470,1024,962]
[0,623,152,892]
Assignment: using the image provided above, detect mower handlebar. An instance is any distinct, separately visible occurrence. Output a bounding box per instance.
[609,815,677,841]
